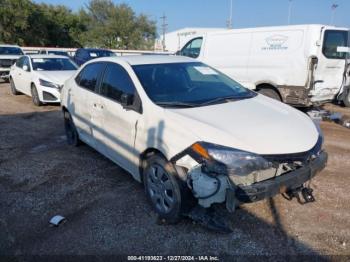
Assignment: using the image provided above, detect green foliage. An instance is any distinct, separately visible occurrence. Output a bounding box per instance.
[79,0,156,49]
[0,0,156,50]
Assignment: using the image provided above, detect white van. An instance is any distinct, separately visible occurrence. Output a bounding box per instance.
[177,25,350,107]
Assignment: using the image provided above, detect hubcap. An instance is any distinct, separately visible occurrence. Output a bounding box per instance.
[146,164,176,214]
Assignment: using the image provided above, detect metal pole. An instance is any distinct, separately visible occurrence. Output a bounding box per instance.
[226,0,233,29]
[287,0,292,25]
[160,13,168,51]
[330,4,338,26]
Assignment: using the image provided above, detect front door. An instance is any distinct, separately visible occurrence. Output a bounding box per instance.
[313,29,348,102]
[97,62,141,175]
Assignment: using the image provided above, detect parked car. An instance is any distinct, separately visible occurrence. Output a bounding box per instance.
[177,24,350,107]
[9,55,78,106]
[0,44,24,82]
[73,48,116,66]
[39,49,70,57]
[61,55,327,223]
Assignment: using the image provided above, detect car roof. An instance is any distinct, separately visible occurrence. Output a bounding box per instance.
[0,44,21,48]
[79,48,113,52]
[27,54,70,59]
[94,55,197,65]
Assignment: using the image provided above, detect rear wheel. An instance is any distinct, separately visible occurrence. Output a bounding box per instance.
[257,88,281,101]
[31,84,42,106]
[64,111,80,146]
[143,154,184,224]
[10,78,19,95]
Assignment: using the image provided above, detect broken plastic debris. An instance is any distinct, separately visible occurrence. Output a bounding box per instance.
[49,215,66,226]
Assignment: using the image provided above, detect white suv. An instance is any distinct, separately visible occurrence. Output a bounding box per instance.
[0,45,23,82]
[61,55,327,223]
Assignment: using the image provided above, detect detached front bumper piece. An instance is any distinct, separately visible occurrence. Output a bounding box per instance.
[228,151,328,204]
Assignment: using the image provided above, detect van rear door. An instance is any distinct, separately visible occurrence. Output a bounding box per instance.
[312,29,348,102]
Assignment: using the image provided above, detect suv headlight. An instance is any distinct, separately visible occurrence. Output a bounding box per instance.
[39,79,61,89]
[189,142,273,176]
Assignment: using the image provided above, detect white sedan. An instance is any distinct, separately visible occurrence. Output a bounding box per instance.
[9,55,78,106]
[61,55,327,224]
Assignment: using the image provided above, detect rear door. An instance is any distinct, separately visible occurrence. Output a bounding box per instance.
[313,29,348,101]
[96,62,142,173]
[70,62,106,147]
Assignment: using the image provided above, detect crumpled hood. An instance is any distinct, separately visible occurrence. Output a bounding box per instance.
[35,70,76,85]
[165,95,319,155]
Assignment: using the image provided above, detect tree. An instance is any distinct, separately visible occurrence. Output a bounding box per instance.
[80,0,156,50]
[0,0,156,49]
[0,0,32,45]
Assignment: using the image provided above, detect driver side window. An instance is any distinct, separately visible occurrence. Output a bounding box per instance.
[180,38,203,58]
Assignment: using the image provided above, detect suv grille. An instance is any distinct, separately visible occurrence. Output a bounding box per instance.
[0,59,16,68]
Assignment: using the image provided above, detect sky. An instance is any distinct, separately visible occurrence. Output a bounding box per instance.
[34,0,350,33]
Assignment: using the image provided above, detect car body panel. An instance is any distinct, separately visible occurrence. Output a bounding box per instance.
[61,56,321,183]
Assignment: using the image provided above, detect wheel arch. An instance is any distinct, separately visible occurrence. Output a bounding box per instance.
[139,148,168,183]
[255,82,283,101]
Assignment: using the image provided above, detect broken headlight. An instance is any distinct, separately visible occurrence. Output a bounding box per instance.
[189,142,273,176]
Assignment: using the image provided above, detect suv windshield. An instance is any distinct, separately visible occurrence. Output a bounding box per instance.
[0,47,23,55]
[48,51,69,56]
[132,62,256,107]
[323,30,349,59]
[31,58,78,71]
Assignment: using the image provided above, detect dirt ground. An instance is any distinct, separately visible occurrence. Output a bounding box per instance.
[0,82,350,259]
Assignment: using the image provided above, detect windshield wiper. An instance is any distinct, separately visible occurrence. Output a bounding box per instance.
[199,95,253,106]
[155,101,198,108]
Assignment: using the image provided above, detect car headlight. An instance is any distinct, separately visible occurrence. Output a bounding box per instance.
[39,79,61,89]
[189,142,273,176]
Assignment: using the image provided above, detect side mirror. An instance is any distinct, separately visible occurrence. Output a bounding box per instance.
[120,93,134,108]
[175,50,181,56]
[22,65,29,71]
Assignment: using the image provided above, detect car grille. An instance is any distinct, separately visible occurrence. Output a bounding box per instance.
[0,59,16,68]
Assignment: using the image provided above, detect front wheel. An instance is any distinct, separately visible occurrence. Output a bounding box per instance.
[143,154,184,224]
[257,88,281,101]
[31,84,42,106]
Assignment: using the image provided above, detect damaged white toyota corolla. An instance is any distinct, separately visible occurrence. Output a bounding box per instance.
[61,55,327,223]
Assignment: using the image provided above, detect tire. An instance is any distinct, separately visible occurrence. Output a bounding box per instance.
[343,89,350,107]
[143,154,185,224]
[257,88,281,101]
[31,84,42,106]
[64,111,80,146]
[9,78,19,95]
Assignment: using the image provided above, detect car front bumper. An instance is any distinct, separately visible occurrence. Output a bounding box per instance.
[227,151,328,204]
[39,86,61,103]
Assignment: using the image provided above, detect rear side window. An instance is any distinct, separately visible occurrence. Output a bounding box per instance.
[323,30,349,59]
[77,63,105,91]
[100,63,135,102]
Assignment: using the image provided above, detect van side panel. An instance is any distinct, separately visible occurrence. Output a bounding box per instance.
[201,32,252,88]
[248,29,308,88]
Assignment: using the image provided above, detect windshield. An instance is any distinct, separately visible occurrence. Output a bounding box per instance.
[31,58,78,71]
[89,50,116,58]
[323,30,349,59]
[48,51,69,56]
[132,62,256,107]
[0,47,23,55]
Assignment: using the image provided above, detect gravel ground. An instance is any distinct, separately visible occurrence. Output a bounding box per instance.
[0,82,349,259]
